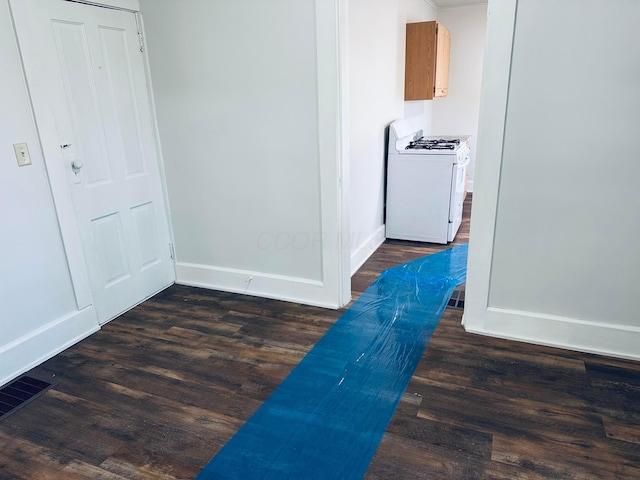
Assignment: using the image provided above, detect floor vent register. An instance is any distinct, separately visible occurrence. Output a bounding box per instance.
[0,375,54,422]
[447,288,465,310]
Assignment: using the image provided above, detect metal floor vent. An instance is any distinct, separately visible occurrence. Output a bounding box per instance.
[0,375,53,422]
[448,289,465,310]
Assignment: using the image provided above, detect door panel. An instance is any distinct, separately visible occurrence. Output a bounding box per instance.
[91,212,130,287]
[131,202,161,270]
[52,19,113,185]
[99,24,147,177]
[40,0,174,323]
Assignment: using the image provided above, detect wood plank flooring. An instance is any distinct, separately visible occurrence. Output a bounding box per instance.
[1,196,640,479]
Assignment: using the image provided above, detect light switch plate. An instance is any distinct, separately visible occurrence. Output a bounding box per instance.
[14,142,32,167]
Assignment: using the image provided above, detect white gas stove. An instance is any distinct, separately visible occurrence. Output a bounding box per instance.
[386,117,471,244]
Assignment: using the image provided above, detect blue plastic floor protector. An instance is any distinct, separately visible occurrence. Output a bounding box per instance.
[195,244,468,480]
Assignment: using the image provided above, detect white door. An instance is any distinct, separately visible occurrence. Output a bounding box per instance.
[19,0,175,324]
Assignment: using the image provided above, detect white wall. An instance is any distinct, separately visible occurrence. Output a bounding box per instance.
[464,0,640,360]
[140,0,345,308]
[348,0,436,274]
[432,4,487,191]
[0,0,97,386]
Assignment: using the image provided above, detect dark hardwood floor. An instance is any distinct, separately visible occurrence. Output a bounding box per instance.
[1,196,640,479]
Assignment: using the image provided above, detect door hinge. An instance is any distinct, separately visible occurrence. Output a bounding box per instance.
[169,243,175,260]
[135,14,145,53]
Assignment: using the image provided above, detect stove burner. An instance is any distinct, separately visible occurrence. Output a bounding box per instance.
[405,138,460,150]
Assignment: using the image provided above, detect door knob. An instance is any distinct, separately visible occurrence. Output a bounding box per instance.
[71,159,83,170]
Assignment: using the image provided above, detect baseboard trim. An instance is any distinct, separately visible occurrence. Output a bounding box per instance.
[175,263,340,309]
[350,225,386,276]
[463,306,640,361]
[0,307,99,388]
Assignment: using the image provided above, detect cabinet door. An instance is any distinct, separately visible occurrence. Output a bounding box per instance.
[405,21,437,101]
[435,24,450,97]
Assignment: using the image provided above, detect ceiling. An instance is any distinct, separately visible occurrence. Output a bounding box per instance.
[430,0,488,8]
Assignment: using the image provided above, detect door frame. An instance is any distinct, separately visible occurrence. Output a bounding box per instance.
[9,0,176,315]
[317,0,351,307]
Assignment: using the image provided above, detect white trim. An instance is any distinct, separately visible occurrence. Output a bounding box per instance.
[462,0,517,332]
[64,0,139,12]
[315,0,350,308]
[466,179,474,192]
[350,225,386,276]
[0,308,99,388]
[465,307,640,362]
[422,0,440,12]
[175,263,340,310]
[337,0,351,306]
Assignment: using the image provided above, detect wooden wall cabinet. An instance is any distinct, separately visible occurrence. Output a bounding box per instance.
[404,21,450,101]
